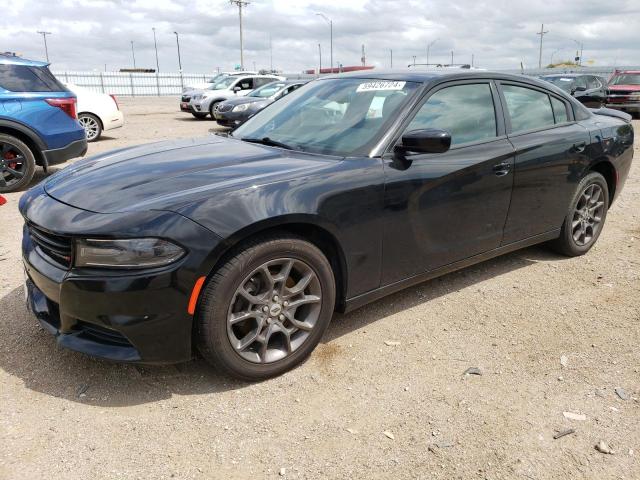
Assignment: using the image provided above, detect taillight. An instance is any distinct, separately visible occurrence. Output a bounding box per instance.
[109,94,119,111]
[45,97,77,119]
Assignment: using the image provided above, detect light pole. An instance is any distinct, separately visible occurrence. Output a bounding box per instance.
[315,13,333,73]
[412,55,416,66]
[173,31,182,71]
[426,38,438,65]
[390,49,393,68]
[573,39,584,66]
[550,48,561,66]
[130,40,137,69]
[37,31,52,62]
[536,24,549,68]
[152,27,160,72]
[230,0,250,70]
[318,43,322,74]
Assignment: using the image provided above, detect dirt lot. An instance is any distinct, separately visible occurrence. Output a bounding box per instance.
[1,97,638,480]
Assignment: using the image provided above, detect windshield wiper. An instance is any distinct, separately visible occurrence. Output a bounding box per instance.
[241,137,294,150]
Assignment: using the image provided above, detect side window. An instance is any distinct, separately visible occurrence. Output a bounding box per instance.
[254,78,271,88]
[405,83,497,146]
[0,64,65,92]
[550,96,568,123]
[502,85,555,133]
[238,78,254,90]
[573,76,588,89]
[587,76,601,89]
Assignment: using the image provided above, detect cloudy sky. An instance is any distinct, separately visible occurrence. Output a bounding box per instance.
[2,0,639,73]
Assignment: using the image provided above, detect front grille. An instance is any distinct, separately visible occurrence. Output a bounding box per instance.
[216,103,233,113]
[28,223,72,268]
[181,95,191,102]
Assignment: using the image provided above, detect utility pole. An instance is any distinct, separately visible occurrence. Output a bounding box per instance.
[173,31,182,71]
[230,0,250,70]
[37,31,51,62]
[426,38,438,65]
[390,49,393,68]
[152,27,160,72]
[130,40,136,69]
[318,43,322,74]
[537,23,549,68]
[269,33,273,72]
[361,44,365,66]
[412,55,416,66]
[573,40,584,66]
[315,13,333,73]
[451,50,454,65]
[471,53,474,67]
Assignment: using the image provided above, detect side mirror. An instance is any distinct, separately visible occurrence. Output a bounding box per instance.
[233,86,241,93]
[397,129,451,154]
[571,85,587,94]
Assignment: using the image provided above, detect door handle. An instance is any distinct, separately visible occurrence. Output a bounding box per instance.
[493,162,511,176]
[573,142,586,153]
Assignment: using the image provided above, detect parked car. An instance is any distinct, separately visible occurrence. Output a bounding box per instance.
[0,54,86,192]
[539,74,607,108]
[606,70,640,116]
[214,80,307,128]
[21,71,633,380]
[185,74,285,119]
[182,71,258,92]
[65,84,124,142]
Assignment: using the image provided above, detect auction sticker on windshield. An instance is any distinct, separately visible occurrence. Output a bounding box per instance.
[356,81,406,92]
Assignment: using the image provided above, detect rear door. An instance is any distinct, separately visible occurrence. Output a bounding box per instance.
[381,80,515,285]
[498,82,591,244]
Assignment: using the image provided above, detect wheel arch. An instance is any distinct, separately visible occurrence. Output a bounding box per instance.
[588,159,616,206]
[204,215,349,313]
[0,121,46,167]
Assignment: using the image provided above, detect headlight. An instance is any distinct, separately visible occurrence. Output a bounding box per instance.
[75,238,185,269]
[192,94,203,100]
[232,103,250,112]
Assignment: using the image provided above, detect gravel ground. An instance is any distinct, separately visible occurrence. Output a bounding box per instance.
[1,97,639,480]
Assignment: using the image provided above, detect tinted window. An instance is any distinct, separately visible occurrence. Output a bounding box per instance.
[236,78,254,90]
[550,97,568,123]
[406,83,497,146]
[573,76,588,89]
[0,64,66,92]
[502,85,555,133]
[587,76,601,89]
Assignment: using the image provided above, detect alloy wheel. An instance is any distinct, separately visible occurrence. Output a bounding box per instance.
[0,141,27,189]
[572,183,605,246]
[79,115,100,141]
[227,258,322,364]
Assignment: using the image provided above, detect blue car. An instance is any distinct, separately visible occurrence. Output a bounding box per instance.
[0,53,87,192]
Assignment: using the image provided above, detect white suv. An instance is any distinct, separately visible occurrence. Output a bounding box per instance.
[187,74,284,119]
[182,71,258,92]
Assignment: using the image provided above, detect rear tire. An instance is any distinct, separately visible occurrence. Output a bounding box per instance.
[0,133,36,193]
[78,113,102,142]
[550,172,609,257]
[196,233,336,381]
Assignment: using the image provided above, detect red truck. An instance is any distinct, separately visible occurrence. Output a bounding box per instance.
[606,70,640,116]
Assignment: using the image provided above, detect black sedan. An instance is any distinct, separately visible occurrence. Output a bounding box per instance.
[20,71,634,380]
[539,73,608,108]
[213,80,307,128]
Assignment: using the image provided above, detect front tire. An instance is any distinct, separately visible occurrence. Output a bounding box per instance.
[208,101,221,120]
[196,234,336,381]
[550,172,609,257]
[78,113,102,142]
[191,112,208,120]
[0,133,36,193]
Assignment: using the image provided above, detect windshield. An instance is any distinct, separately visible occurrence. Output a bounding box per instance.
[540,76,574,92]
[249,82,286,98]
[610,74,640,85]
[232,78,419,156]
[209,76,236,90]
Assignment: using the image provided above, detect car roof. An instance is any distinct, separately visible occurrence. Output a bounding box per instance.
[614,70,640,74]
[539,73,591,78]
[0,53,48,67]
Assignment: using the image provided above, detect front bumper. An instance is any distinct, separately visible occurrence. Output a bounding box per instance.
[214,110,251,128]
[42,138,88,166]
[20,186,223,364]
[180,101,195,113]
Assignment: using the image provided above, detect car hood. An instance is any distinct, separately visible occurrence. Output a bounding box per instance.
[222,96,272,106]
[44,136,335,214]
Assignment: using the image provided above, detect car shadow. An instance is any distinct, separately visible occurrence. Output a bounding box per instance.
[0,245,565,407]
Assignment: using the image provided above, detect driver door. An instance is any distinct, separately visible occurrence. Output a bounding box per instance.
[381,81,515,285]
